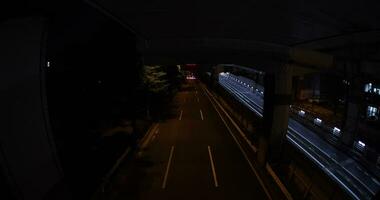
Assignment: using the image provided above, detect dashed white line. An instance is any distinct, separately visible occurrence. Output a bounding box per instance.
[208,146,219,187]
[202,85,272,200]
[179,110,183,120]
[200,109,204,120]
[162,146,175,189]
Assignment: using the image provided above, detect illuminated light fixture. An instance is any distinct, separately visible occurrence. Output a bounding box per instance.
[333,127,341,137]
[314,118,322,126]
[354,140,366,152]
[47,61,50,68]
[298,110,305,117]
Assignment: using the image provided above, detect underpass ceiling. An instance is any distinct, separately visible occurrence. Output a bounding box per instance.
[89,0,380,68]
[7,0,378,69]
[91,0,380,45]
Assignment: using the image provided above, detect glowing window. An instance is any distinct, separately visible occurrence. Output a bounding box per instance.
[367,106,379,118]
[364,83,372,92]
[374,88,380,95]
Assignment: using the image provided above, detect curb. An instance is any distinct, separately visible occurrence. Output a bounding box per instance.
[92,122,159,199]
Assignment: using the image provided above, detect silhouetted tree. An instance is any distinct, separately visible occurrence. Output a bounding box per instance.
[142,65,169,119]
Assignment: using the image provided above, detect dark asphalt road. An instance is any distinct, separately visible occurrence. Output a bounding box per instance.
[103,80,269,200]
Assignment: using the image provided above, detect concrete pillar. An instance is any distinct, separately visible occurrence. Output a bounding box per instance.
[342,77,362,146]
[258,64,293,165]
[211,64,224,86]
[292,76,301,101]
[0,18,70,200]
[312,74,321,97]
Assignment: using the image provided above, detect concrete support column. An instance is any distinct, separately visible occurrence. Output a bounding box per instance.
[211,64,224,86]
[342,77,362,146]
[258,64,293,165]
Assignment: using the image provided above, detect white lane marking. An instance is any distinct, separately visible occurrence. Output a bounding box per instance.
[202,85,272,200]
[162,146,175,189]
[266,164,293,200]
[150,128,159,143]
[139,124,159,149]
[208,146,219,187]
[203,86,257,153]
[179,110,183,120]
[151,134,157,142]
[200,109,204,120]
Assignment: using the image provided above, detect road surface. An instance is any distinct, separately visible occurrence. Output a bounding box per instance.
[101,79,270,200]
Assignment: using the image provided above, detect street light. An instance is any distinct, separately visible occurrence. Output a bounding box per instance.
[354,140,366,152]
[332,127,341,137]
[314,118,322,126]
[298,110,306,117]
[358,141,366,147]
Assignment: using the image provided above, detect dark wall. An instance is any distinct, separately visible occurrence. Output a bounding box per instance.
[1,2,141,198]
[46,2,139,198]
[0,17,65,200]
